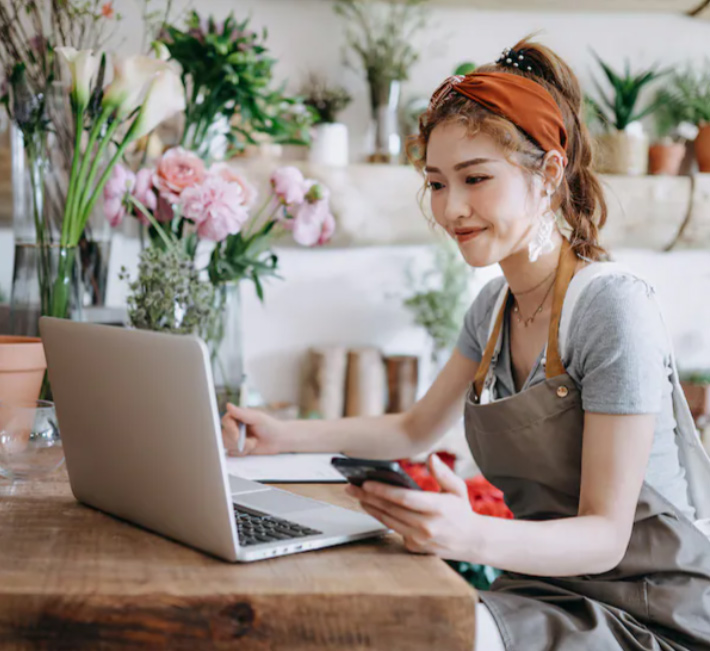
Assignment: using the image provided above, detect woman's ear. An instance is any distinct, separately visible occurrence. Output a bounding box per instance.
[541,150,565,194]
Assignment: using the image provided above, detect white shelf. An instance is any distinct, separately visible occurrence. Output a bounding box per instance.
[233,158,710,251]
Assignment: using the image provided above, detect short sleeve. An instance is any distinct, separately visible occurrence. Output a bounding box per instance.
[456,277,506,363]
[568,275,669,415]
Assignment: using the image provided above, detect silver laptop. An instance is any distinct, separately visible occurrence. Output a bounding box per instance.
[39,317,388,562]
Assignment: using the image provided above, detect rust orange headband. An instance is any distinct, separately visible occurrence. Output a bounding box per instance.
[429,71,568,165]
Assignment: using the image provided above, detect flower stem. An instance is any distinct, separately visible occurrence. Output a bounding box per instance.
[129,195,177,251]
[63,107,85,245]
[73,121,138,245]
[70,105,112,232]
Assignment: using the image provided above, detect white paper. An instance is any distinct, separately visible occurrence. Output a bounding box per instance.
[225,453,347,483]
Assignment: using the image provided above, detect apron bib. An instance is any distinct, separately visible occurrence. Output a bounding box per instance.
[465,240,710,651]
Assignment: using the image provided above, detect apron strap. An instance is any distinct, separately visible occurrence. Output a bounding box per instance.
[473,289,509,399]
[546,238,578,379]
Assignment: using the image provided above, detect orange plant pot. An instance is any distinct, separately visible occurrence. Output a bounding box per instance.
[695,124,710,173]
[0,336,47,404]
[648,142,686,175]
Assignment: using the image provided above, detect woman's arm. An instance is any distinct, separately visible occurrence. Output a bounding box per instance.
[245,349,480,460]
[353,410,655,576]
[468,411,655,576]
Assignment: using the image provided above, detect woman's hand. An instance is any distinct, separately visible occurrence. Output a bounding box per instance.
[346,454,481,560]
[220,404,287,457]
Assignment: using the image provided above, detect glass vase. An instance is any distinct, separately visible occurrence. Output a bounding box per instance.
[368,78,402,164]
[208,282,245,406]
[10,244,83,336]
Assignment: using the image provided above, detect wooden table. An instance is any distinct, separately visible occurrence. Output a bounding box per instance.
[0,468,477,650]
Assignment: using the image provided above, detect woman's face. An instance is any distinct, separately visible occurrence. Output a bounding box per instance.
[425,121,547,268]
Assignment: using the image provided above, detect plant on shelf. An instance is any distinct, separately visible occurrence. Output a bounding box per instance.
[300,73,352,125]
[654,62,710,172]
[333,0,429,162]
[300,72,352,166]
[158,10,314,158]
[402,238,471,369]
[587,52,667,175]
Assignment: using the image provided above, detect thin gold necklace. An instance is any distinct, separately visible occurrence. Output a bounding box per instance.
[512,274,556,328]
[513,268,556,297]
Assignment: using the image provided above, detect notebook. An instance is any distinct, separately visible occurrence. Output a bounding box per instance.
[225,453,347,483]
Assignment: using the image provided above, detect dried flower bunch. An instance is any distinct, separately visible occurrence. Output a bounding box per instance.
[120,246,214,336]
[300,73,352,124]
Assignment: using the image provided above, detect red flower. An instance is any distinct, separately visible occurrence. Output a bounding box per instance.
[397,452,513,519]
[101,2,115,18]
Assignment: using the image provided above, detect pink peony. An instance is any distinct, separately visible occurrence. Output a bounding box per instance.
[153,147,206,204]
[317,211,336,246]
[103,164,136,227]
[270,166,308,205]
[209,162,258,208]
[292,199,332,247]
[131,168,157,225]
[181,176,249,242]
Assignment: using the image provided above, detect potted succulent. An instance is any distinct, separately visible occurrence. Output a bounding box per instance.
[301,73,352,167]
[655,63,710,173]
[648,84,699,175]
[587,53,667,175]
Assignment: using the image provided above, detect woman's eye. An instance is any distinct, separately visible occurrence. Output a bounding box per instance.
[466,176,487,185]
[427,181,444,191]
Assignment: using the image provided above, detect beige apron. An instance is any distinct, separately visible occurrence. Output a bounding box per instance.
[465,240,710,650]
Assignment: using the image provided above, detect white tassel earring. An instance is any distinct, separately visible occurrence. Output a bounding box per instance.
[528,188,557,263]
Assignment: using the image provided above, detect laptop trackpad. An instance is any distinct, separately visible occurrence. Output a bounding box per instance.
[236,489,331,516]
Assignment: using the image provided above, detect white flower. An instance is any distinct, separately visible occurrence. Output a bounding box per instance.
[56,47,99,108]
[130,69,186,140]
[103,54,172,116]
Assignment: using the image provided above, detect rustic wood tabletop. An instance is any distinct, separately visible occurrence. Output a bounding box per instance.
[0,467,477,650]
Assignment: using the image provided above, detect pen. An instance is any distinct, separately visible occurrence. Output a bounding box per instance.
[237,374,247,454]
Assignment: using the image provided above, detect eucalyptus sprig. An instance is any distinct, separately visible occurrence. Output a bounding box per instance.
[587,51,668,131]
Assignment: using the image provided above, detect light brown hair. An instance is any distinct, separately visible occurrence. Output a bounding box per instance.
[407,37,609,262]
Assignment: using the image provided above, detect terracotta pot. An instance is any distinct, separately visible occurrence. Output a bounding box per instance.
[648,142,687,175]
[595,130,649,175]
[0,336,46,404]
[695,124,710,173]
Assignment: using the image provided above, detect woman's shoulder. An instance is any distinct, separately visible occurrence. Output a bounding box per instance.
[565,264,668,359]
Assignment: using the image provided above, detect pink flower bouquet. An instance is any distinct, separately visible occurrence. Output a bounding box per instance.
[106,150,336,298]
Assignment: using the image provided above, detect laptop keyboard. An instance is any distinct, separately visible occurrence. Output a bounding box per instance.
[234,506,323,547]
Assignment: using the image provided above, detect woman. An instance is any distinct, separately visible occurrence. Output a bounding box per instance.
[221,38,710,650]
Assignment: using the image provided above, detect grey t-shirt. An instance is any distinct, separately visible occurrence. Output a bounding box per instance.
[457,273,695,520]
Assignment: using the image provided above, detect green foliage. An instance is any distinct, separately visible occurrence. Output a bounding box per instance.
[403,240,471,358]
[654,63,710,135]
[333,0,428,93]
[207,223,282,303]
[300,73,352,124]
[453,62,476,76]
[446,560,502,591]
[120,246,214,336]
[160,10,315,156]
[588,51,667,131]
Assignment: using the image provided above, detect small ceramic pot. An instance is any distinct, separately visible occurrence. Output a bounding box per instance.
[0,336,46,404]
[648,142,687,175]
[695,124,710,173]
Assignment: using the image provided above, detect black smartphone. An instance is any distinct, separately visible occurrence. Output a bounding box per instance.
[331,457,422,490]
